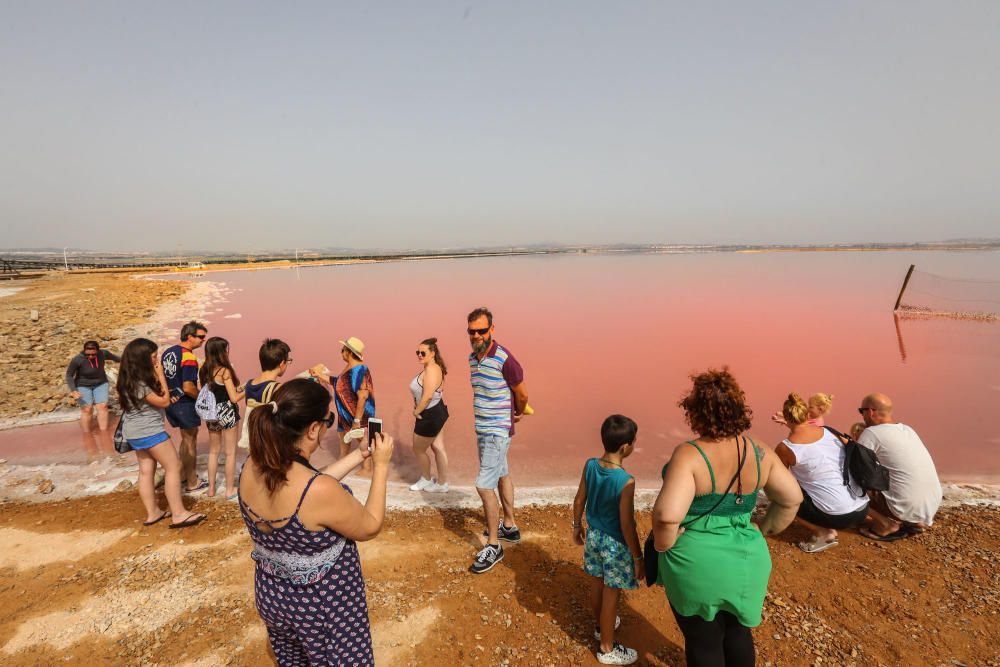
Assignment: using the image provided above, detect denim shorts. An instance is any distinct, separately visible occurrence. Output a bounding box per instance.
[583,526,639,590]
[78,383,109,406]
[165,399,201,429]
[475,434,511,490]
[127,431,170,450]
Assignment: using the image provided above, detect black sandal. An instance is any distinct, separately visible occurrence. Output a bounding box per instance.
[169,513,207,529]
[142,511,170,526]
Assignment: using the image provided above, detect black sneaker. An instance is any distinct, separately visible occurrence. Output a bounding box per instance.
[482,521,522,543]
[470,543,504,574]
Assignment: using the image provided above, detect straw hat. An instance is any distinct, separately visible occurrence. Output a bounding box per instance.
[339,336,366,361]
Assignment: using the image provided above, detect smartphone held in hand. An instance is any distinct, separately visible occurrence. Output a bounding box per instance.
[367,418,382,451]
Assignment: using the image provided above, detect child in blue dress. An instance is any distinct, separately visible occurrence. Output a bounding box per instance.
[572,415,644,665]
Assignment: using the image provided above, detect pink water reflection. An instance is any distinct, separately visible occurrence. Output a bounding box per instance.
[2,251,998,488]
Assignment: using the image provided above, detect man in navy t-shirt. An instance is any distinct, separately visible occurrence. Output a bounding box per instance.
[162,320,207,492]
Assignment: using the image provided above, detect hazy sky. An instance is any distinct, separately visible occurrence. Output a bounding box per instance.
[2,2,999,252]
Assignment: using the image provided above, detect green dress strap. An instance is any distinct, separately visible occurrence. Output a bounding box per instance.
[747,436,763,492]
[686,440,716,494]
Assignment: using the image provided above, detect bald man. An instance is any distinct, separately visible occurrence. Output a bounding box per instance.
[856,393,942,540]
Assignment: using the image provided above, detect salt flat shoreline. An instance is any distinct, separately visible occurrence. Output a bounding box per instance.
[1,453,998,510]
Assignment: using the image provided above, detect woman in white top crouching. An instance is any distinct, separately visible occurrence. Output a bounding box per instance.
[775,393,869,553]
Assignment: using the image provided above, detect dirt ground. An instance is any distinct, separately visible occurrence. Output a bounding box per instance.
[0,272,191,422]
[0,492,996,667]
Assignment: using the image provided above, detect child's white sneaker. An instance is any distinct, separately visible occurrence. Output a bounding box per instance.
[409,477,433,491]
[593,615,622,640]
[427,481,449,493]
[596,642,637,665]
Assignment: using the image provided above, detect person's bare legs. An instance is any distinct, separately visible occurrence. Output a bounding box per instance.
[794,516,837,543]
[429,432,449,484]
[478,487,500,544]
[865,492,903,536]
[96,428,115,456]
[94,403,110,432]
[339,437,371,474]
[134,449,161,522]
[79,405,98,457]
[206,429,221,497]
[80,404,94,434]
[147,438,199,523]
[590,575,604,626]
[866,508,901,536]
[356,437,372,474]
[498,474,515,528]
[599,586,621,654]
[178,427,199,488]
[412,434,433,480]
[223,427,238,496]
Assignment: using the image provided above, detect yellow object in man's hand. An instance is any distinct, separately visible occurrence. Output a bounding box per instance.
[522,404,534,416]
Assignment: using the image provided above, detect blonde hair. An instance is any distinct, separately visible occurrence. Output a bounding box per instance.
[808,392,834,416]
[782,392,810,426]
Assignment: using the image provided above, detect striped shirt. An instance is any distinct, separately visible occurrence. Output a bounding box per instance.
[469,341,524,437]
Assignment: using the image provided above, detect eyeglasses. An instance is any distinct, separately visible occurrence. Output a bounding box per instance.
[415,350,427,358]
[321,412,336,428]
[467,327,490,336]
[192,334,206,340]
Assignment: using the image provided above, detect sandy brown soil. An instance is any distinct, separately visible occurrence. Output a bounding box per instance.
[0,492,996,667]
[0,273,191,422]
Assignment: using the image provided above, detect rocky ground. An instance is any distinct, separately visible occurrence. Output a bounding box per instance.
[0,272,209,425]
[0,491,995,667]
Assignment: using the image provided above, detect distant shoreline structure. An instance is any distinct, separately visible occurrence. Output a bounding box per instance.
[2,240,999,276]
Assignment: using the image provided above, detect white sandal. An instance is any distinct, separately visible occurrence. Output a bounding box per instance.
[798,536,839,553]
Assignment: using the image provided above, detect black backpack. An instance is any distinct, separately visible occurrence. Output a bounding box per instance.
[825,426,890,496]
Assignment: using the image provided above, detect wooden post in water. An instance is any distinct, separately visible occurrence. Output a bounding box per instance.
[893,264,916,311]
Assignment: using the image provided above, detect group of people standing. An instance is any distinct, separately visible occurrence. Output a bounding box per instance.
[65,306,943,667]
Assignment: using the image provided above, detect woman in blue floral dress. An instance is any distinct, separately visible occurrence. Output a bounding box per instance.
[238,379,394,665]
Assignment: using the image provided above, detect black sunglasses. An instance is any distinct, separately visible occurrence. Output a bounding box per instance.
[467,326,490,336]
[416,350,427,357]
[192,334,206,340]
[321,412,336,428]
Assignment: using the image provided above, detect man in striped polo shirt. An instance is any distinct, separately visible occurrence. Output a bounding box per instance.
[467,307,529,574]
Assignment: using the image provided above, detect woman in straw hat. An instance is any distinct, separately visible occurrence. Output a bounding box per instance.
[311,336,376,468]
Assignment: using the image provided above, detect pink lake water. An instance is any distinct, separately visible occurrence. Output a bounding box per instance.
[2,251,998,488]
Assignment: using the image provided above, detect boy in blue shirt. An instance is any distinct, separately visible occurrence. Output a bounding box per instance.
[572,415,643,665]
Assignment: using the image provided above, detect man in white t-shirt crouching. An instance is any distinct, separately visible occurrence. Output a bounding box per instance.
[856,393,942,541]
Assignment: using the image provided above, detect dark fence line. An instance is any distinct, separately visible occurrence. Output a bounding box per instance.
[0,249,562,272]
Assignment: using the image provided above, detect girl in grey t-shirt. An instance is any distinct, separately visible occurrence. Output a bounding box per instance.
[117,338,206,529]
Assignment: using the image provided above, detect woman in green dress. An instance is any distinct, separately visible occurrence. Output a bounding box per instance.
[652,368,802,667]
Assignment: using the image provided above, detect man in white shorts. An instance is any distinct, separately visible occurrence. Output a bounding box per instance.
[467,307,529,574]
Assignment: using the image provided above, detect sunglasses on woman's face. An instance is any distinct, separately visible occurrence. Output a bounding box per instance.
[415,350,427,358]
[321,412,336,428]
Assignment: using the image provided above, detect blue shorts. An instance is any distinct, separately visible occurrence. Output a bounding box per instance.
[78,383,109,406]
[128,431,170,450]
[583,526,639,590]
[165,399,201,429]
[475,434,511,490]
